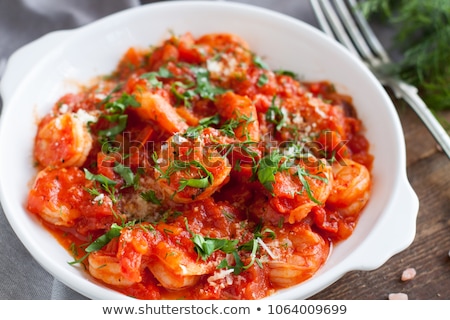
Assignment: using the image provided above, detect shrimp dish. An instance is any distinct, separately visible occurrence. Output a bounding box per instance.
[26,32,373,299]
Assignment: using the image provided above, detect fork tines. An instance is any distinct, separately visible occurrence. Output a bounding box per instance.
[310,0,390,67]
[311,0,450,158]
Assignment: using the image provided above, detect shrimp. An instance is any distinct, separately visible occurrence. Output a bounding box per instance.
[88,222,216,291]
[134,91,188,134]
[87,225,149,287]
[196,33,252,85]
[155,129,231,203]
[268,158,333,224]
[216,91,260,142]
[89,226,151,287]
[266,224,330,288]
[88,252,137,287]
[195,33,252,65]
[214,91,261,171]
[148,222,219,290]
[148,259,201,291]
[27,166,116,228]
[326,158,371,217]
[34,112,93,168]
[27,167,85,227]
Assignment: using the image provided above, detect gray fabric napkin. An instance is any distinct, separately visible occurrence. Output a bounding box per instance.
[0,0,320,300]
[0,0,141,300]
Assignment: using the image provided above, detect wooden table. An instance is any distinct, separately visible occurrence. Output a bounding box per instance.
[311,97,450,300]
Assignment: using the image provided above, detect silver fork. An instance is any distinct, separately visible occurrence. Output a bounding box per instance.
[310,0,450,159]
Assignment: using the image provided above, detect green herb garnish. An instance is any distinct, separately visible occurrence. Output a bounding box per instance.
[257,151,284,193]
[183,114,220,139]
[185,219,275,275]
[104,92,140,113]
[275,69,298,79]
[98,92,140,138]
[257,73,269,87]
[256,149,328,204]
[85,223,123,253]
[253,55,269,70]
[170,66,227,107]
[69,220,138,265]
[141,66,174,88]
[266,95,285,131]
[113,162,138,189]
[140,190,162,205]
[83,168,118,202]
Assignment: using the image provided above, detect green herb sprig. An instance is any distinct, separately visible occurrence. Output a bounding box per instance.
[256,149,328,204]
[69,220,137,265]
[185,219,275,275]
[360,0,450,114]
[98,92,140,138]
[170,66,227,107]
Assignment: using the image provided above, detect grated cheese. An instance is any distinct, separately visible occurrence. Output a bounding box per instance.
[75,109,98,124]
[59,103,69,113]
[207,269,234,283]
[92,193,105,204]
[95,93,107,100]
[256,237,278,260]
[54,117,62,130]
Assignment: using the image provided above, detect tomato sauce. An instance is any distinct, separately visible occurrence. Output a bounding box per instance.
[27,32,372,299]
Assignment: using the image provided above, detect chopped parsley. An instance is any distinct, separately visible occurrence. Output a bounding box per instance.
[256,149,329,204]
[69,220,138,265]
[185,218,275,275]
[266,95,286,131]
[140,66,174,88]
[113,162,139,189]
[274,69,298,79]
[183,114,220,139]
[252,54,269,70]
[257,73,269,87]
[257,151,284,193]
[140,190,162,205]
[170,66,227,107]
[97,92,140,138]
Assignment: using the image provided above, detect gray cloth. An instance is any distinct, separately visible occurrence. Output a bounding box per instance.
[0,0,374,300]
[0,0,142,300]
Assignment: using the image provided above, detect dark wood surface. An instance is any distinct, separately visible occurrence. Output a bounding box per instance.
[310,96,450,300]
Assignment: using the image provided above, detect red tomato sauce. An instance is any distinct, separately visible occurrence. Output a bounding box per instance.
[27,32,372,300]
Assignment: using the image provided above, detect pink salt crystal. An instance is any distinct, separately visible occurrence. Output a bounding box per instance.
[401,267,417,281]
[388,293,408,300]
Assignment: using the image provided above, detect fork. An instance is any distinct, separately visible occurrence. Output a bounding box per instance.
[310,0,450,159]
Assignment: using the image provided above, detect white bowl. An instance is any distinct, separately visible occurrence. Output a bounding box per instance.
[0,1,418,300]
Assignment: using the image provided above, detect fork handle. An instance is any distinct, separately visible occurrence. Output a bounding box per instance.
[386,79,450,159]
